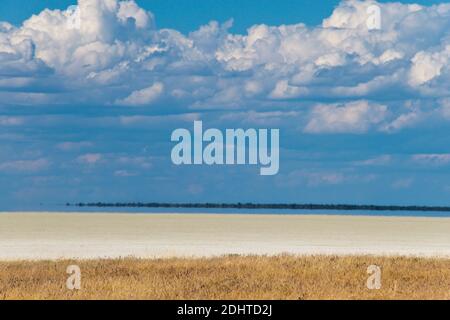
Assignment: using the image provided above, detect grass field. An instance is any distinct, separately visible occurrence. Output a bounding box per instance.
[0,255,449,300]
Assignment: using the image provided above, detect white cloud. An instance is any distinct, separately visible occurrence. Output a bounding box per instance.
[0,0,449,132]
[77,153,102,164]
[118,113,199,125]
[115,82,164,106]
[279,169,345,187]
[114,170,137,177]
[409,47,450,86]
[220,110,302,126]
[304,100,388,134]
[412,154,450,165]
[356,155,392,166]
[278,169,377,188]
[381,112,420,132]
[57,141,93,151]
[116,156,152,169]
[270,80,308,99]
[0,158,50,172]
[117,0,153,29]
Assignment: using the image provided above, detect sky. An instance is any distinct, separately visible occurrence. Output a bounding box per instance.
[0,0,447,33]
[1,0,450,210]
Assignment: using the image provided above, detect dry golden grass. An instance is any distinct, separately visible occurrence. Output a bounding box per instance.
[0,255,449,300]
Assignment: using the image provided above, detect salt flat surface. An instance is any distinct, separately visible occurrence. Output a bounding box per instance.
[0,212,449,260]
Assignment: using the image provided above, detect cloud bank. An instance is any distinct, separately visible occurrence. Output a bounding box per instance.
[0,0,449,134]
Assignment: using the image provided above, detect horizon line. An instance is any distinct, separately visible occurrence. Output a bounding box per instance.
[67,202,450,212]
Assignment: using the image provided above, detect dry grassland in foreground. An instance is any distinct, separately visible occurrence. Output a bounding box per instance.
[0,255,449,300]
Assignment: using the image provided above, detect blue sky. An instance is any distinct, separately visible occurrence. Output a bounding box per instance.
[0,0,447,33]
[1,0,338,33]
[1,0,450,210]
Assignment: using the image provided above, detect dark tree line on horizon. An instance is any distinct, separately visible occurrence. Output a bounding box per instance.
[66,202,450,212]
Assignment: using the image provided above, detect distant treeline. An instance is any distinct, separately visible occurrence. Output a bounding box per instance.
[67,202,450,212]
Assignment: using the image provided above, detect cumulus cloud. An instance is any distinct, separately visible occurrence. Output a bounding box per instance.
[0,0,449,132]
[409,47,450,86]
[304,100,387,134]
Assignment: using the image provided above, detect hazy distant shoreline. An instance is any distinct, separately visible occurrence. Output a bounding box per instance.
[68,202,450,212]
[1,212,450,260]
